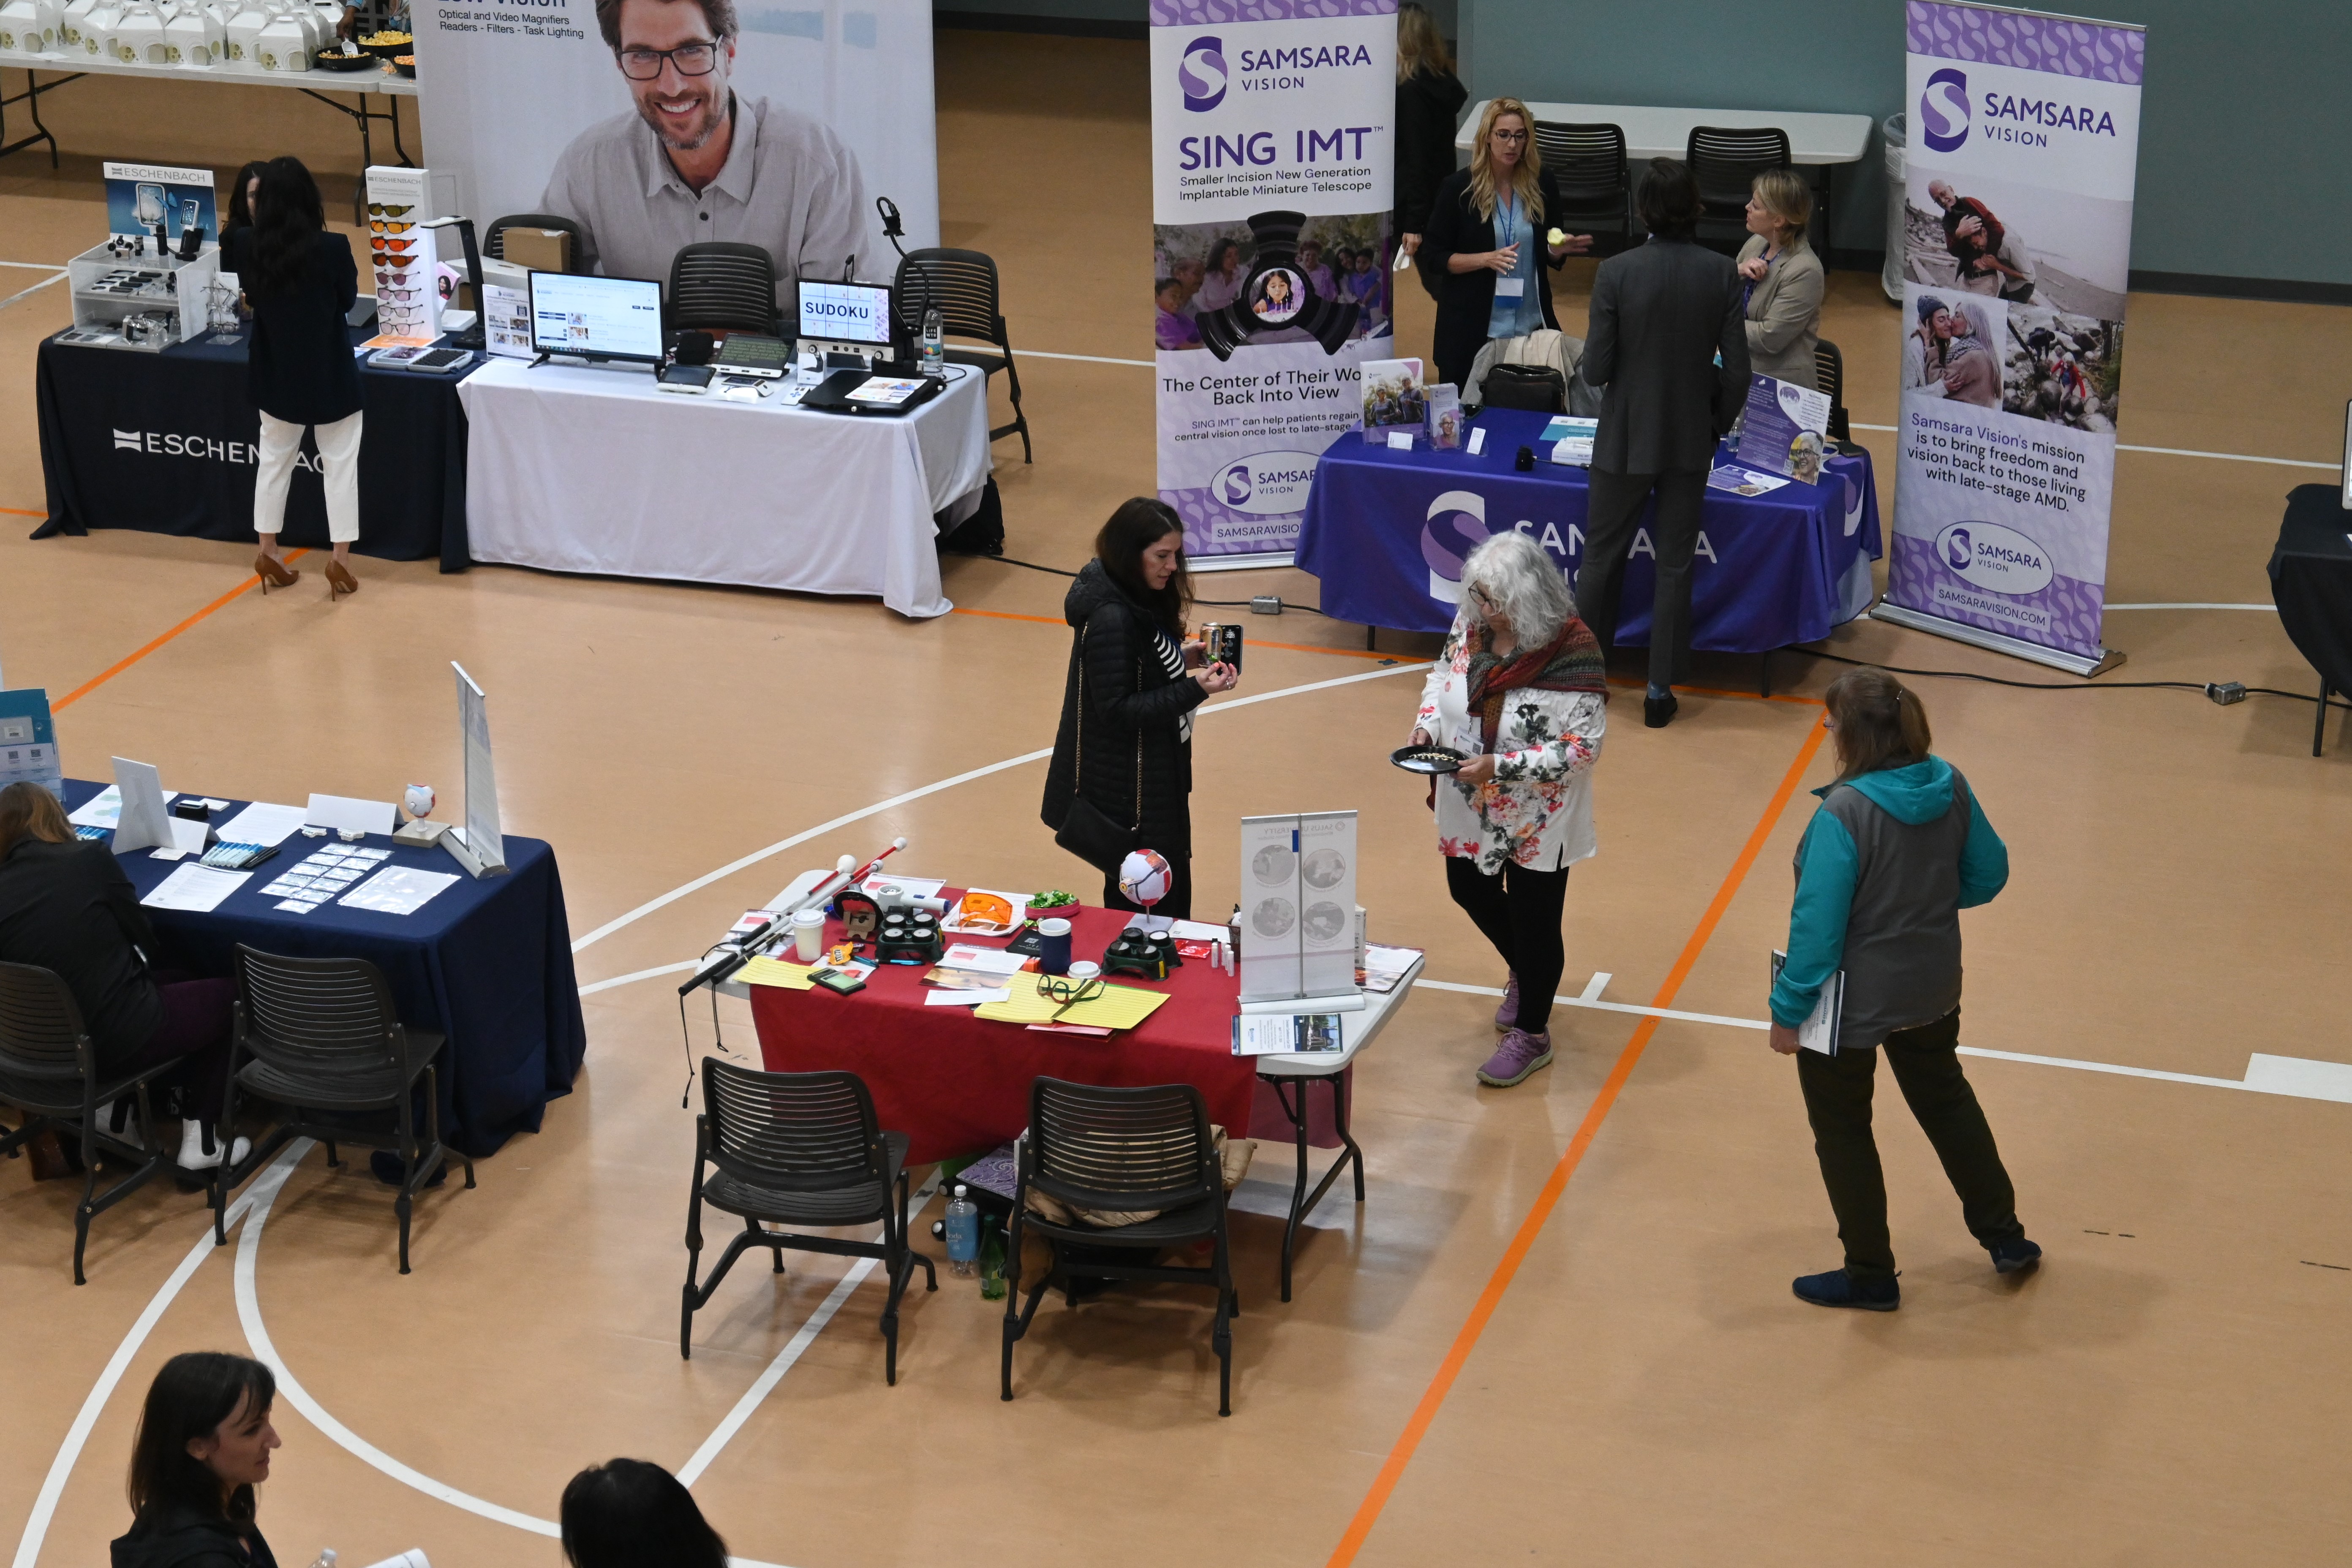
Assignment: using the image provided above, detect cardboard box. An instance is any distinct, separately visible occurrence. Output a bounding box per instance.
[503,227,569,275]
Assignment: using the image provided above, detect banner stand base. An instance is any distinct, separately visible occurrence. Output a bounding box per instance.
[1191,551,1295,574]
[1870,601,2125,678]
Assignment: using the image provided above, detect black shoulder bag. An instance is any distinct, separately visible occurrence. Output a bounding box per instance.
[1052,623,1144,874]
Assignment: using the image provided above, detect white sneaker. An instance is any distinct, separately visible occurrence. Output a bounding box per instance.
[175,1120,251,1173]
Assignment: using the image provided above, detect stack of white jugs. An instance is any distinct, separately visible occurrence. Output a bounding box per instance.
[0,0,63,54]
[54,0,331,65]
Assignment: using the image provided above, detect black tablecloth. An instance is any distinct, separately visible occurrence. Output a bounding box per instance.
[33,327,475,571]
[2267,484,2352,693]
[60,779,586,1157]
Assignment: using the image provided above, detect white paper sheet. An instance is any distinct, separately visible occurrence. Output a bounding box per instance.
[923,987,1010,1007]
[141,864,252,913]
[215,801,310,847]
[305,793,399,835]
[338,866,461,916]
[863,875,946,899]
[938,945,1027,975]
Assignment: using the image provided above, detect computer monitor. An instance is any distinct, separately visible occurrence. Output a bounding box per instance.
[796,280,895,352]
[528,271,665,365]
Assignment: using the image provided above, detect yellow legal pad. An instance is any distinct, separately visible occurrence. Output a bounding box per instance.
[733,957,816,990]
[973,971,1170,1031]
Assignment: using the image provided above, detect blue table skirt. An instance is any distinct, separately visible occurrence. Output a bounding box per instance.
[61,780,586,1157]
[33,328,475,571]
[1296,408,1882,648]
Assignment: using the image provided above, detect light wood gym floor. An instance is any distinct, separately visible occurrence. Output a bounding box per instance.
[4,29,2350,1568]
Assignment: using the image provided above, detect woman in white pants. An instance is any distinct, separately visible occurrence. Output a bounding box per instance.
[227,157,363,598]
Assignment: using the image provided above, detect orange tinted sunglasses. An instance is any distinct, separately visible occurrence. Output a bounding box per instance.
[372,236,416,253]
[370,219,414,234]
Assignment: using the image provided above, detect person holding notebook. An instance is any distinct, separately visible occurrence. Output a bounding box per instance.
[1767,668,2037,1311]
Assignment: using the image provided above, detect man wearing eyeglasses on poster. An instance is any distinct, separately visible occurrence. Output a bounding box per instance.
[538,0,868,301]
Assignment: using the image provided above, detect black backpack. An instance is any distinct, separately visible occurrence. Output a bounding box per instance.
[1480,362,1566,414]
[938,477,1005,557]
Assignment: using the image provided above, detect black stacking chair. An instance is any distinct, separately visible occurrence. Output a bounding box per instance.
[1816,338,1854,445]
[1686,125,1793,252]
[1533,121,1633,250]
[0,962,176,1284]
[683,1061,935,1384]
[668,241,780,337]
[482,213,586,273]
[1001,1078,1239,1416]
[214,946,473,1274]
[891,248,1032,462]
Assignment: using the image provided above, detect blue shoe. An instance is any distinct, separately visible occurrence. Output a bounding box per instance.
[1988,1236,2042,1276]
[1793,1268,1900,1311]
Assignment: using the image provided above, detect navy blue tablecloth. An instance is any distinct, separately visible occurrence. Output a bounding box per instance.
[60,779,585,1157]
[33,327,475,571]
[1295,408,1882,648]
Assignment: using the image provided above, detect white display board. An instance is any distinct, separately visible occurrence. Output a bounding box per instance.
[1238,809,1358,1005]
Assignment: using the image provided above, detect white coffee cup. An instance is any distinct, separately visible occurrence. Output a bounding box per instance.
[791,906,825,962]
[1066,960,1101,982]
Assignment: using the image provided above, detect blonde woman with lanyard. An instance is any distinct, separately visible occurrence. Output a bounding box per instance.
[1419,96,1592,391]
[1408,531,1608,1089]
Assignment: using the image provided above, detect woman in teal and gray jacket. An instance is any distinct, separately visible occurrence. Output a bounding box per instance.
[1768,667,2039,1312]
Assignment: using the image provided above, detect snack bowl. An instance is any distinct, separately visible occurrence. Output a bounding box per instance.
[392,52,412,76]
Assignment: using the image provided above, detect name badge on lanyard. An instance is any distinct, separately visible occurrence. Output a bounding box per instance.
[1495,277,1525,298]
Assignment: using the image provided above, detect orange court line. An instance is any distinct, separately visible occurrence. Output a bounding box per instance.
[1325,707,1833,1568]
[54,551,313,711]
[0,505,46,517]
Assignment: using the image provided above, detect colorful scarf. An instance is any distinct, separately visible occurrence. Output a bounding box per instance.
[1462,615,1608,751]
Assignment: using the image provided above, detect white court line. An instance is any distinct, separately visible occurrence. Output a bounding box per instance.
[0,259,64,270]
[675,1173,942,1486]
[580,959,701,994]
[0,271,67,313]
[1416,975,1768,1031]
[9,1185,268,1568]
[570,661,1428,957]
[1847,422,2335,470]
[1021,348,1155,368]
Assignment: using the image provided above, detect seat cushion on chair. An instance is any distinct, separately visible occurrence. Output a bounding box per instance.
[236,1056,410,1111]
[1020,1193,1223,1247]
[700,1128,907,1228]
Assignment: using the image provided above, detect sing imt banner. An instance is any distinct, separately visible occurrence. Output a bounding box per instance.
[1150,0,1396,564]
[1881,0,2143,674]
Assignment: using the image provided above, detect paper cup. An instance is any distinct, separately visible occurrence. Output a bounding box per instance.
[791,907,826,962]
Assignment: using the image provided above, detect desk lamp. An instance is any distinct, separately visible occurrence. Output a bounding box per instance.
[417,214,485,350]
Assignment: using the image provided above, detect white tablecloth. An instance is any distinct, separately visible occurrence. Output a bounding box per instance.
[457,359,991,618]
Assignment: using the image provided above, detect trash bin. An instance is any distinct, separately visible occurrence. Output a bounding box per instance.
[1881,113,1905,302]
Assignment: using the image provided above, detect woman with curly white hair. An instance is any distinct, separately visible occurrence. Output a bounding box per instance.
[1410,531,1609,1087]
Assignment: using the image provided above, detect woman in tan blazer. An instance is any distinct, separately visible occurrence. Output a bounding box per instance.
[1734,169,1824,389]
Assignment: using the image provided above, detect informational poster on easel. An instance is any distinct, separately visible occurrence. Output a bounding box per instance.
[362,165,443,348]
[1238,810,1360,1010]
[0,689,61,798]
[103,162,216,244]
[443,662,507,879]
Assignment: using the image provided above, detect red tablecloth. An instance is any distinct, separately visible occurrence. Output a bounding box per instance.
[749,898,1332,1164]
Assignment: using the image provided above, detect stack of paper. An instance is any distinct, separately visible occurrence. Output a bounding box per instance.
[1543,415,1597,467]
[1361,944,1424,994]
[140,863,250,913]
[973,972,1171,1031]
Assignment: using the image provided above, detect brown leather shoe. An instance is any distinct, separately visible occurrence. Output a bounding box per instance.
[325,559,359,599]
[255,552,299,592]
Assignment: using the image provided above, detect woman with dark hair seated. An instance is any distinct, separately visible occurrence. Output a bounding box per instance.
[1040,498,1240,919]
[0,781,244,1175]
[112,1352,283,1568]
[560,1459,729,1568]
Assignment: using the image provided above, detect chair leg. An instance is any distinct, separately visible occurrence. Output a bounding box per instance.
[1212,1214,1235,1417]
[2316,679,2331,758]
[1001,342,1032,463]
[424,1063,474,1189]
[681,1186,706,1359]
[1000,1209,1027,1402]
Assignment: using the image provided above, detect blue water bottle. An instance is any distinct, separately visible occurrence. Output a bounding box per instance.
[944,1183,978,1277]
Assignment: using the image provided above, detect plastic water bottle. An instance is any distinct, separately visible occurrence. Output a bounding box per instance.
[304,1552,336,1568]
[921,308,945,377]
[944,1184,977,1276]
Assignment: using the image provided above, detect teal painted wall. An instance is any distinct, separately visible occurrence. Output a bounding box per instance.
[1457,0,2351,286]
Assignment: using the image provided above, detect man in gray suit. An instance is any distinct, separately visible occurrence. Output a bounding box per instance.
[1575,159,1751,728]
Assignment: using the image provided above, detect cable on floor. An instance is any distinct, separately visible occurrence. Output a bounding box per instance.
[1791,645,2352,711]
[979,555,1335,616]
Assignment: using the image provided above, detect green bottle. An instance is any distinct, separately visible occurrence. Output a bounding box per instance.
[977,1215,1007,1300]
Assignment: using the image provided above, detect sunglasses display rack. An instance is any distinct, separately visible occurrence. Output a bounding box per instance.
[361,163,442,344]
[63,238,216,351]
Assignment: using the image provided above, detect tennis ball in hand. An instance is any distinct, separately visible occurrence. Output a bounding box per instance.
[1547,228,1566,247]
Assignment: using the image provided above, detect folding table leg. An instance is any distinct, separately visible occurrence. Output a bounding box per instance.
[2316,679,2331,758]
[1281,1078,1309,1303]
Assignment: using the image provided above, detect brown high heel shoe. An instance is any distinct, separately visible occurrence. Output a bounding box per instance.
[325,559,359,599]
[255,552,299,592]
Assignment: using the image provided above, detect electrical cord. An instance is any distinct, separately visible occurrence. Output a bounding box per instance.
[981,555,1335,616]
[1792,645,2352,710]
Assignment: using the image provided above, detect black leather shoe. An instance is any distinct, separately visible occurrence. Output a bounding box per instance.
[1644,693,1678,729]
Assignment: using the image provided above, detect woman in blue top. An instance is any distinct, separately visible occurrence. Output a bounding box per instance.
[1419,98,1592,391]
[1768,668,2039,1311]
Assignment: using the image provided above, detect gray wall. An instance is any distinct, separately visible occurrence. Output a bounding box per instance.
[1457,0,2350,287]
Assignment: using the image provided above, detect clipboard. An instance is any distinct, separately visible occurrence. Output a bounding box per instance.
[1769,951,1844,1055]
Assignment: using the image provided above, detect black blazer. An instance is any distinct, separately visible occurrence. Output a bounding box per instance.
[1581,236,1750,474]
[1419,166,1568,392]
[1040,561,1206,860]
[111,1506,279,1568]
[0,838,162,1067]
[227,227,362,426]
[1393,68,1468,239]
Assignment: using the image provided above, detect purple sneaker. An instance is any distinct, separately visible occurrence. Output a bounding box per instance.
[1494,971,1521,1032]
[1477,1028,1553,1087]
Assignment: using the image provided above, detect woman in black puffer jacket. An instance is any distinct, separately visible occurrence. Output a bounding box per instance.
[1040,499,1239,919]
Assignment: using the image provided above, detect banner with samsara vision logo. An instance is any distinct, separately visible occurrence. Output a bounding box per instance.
[1149,0,1396,562]
[1881,0,2142,673]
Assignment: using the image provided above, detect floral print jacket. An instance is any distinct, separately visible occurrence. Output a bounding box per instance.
[1413,609,1606,873]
